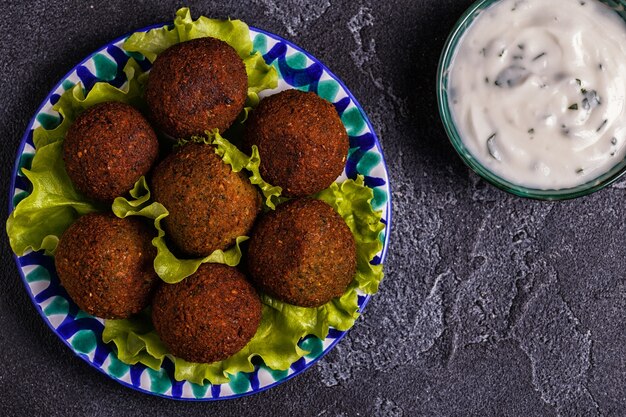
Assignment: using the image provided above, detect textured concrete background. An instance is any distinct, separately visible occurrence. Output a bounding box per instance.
[1,0,625,416]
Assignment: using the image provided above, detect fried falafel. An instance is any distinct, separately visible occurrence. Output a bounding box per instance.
[247,198,357,307]
[151,142,261,257]
[243,90,349,197]
[146,37,248,139]
[151,263,262,363]
[63,102,159,202]
[54,213,158,319]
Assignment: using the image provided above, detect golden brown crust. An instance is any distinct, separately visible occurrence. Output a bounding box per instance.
[64,102,159,202]
[146,37,248,138]
[151,263,262,363]
[247,198,357,307]
[150,142,262,257]
[243,90,349,197]
[54,213,158,319]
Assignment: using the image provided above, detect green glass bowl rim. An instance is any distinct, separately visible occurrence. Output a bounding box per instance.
[436,0,626,201]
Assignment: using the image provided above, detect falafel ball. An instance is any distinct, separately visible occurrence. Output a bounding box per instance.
[145,37,248,138]
[247,198,357,307]
[64,101,159,202]
[151,142,262,257]
[243,90,349,197]
[152,263,262,363]
[55,213,158,319]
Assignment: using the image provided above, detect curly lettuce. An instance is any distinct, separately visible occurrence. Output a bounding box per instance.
[178,130,282,209]
[112,177,247,284]
[316,176,385,294]
[103,176,384,385]
[6,59,145,256]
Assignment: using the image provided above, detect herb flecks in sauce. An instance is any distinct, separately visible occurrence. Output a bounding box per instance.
[495,65,529,88]
[447,0,626,189]
[582,90,601,110]
[533,52,547,61]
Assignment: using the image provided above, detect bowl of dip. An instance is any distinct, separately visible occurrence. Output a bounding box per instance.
[437,0,626,200]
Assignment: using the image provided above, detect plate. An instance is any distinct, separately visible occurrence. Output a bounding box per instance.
[8,23,391,400]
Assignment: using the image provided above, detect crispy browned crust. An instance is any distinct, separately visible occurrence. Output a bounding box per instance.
[247,198,357,307]
[64,102,159,202]
[145,37,248,139]
[150,142,262,257]
[243,90,349,197]
[151,263,262,363]
[54,213,158,319]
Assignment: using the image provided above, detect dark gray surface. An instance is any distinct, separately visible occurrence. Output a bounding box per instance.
[1,0,624,416]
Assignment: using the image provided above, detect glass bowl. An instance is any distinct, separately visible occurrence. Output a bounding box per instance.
[436,0,626,200]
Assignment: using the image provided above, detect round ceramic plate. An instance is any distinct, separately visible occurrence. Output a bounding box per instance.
[9,24,391,400]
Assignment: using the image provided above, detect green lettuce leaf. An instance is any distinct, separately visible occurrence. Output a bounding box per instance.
[6,141,100,256]
[103,310,167,371]
[123,7,278,108]
[103,176,385,385]
[112,177,247,284]
[179,130,283,209]
[316,176,385,294]
[6,59,145,255]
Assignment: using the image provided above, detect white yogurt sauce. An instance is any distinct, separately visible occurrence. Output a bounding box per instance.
[447,0,626,189]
